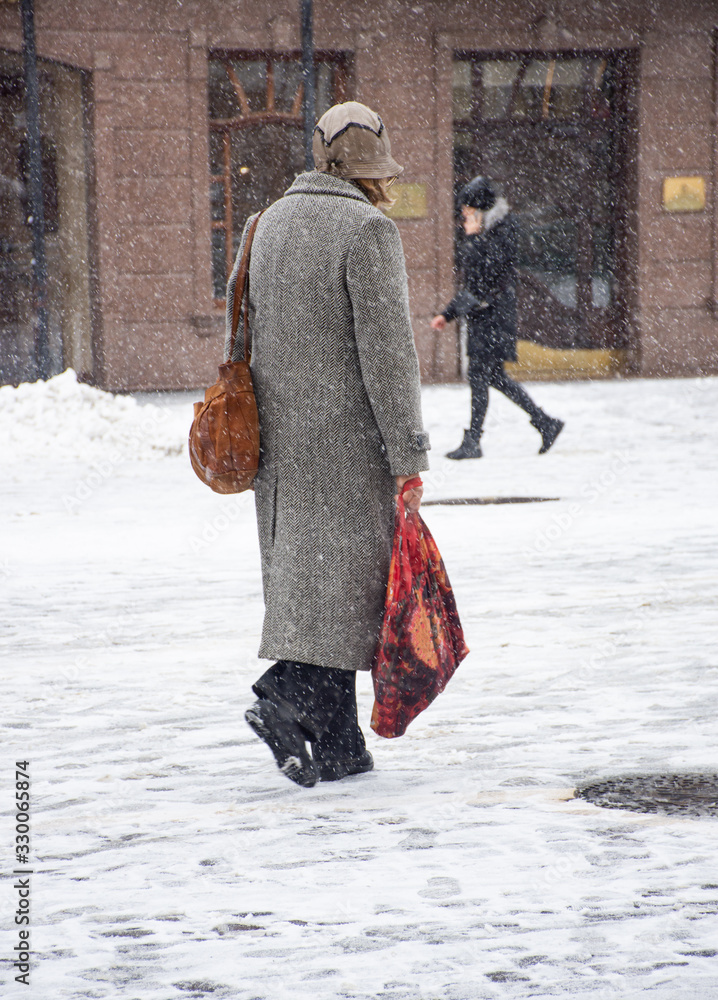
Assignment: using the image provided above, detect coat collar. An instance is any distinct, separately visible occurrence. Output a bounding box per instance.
[483,196,510,232]
[283,170,372,205]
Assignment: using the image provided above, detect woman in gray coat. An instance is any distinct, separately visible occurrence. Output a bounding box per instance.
[225,103,429,788]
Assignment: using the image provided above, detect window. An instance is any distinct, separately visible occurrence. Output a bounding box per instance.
[208,51,349,302]
[451,51,634,352]
[453,54,614,124]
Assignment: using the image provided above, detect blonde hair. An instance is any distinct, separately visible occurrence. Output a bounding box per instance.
[354,177,397,210]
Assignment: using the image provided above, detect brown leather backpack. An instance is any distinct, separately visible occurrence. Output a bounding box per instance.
[188,212,264,494]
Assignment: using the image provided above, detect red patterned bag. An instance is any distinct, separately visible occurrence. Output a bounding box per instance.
[371,477,469,738]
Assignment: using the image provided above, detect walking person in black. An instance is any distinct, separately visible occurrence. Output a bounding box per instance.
[432,176,564,459]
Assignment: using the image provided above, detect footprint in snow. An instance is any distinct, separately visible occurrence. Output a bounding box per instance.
[419,876,461,898]
[398,828,437,849]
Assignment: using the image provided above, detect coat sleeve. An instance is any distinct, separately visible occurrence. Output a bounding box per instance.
[224,214,259,362]
[346,213,430,477]
[443,288,483,321]
[441,238,481,321]
[442,292,462,323]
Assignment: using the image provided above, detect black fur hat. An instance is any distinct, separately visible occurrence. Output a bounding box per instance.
[458,176,496,211]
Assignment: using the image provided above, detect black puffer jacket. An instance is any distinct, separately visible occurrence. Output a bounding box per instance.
[442,199,518,363]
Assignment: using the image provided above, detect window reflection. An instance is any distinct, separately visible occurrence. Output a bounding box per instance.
[452,60,473,120]
[209,181,225,222]
[454,54,615,122]
[211,229,226,299]
[273,60,302,112]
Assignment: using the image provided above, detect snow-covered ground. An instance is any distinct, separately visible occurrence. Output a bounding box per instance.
[2,371,718,999]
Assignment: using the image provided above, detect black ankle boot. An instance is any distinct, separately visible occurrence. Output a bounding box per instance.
[316,749,374,782]
[245,700,318,787]
[446,430,482,460]
[533,416,564,454]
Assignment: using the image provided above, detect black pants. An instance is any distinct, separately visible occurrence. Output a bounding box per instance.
[469,356,547,437]
[253,660,366,763]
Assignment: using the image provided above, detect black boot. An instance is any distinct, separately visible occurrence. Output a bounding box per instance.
[245,700,318,787]
[316,749,374,782]
[533,416,564,454]
[446,430,482,460]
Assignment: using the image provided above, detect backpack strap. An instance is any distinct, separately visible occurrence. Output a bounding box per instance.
[228,210,265,364]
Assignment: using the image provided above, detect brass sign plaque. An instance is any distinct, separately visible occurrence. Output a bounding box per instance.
[663,176,706,213]
[386,183,428,220]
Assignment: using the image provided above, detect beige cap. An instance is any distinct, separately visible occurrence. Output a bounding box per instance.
[313,101,403,180]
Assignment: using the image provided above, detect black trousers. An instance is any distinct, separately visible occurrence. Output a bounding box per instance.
[469,356,547,437]
[253,660,366,763]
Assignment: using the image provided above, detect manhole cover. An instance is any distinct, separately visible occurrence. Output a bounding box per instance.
[422,496,558,506]
[576,773,718,818]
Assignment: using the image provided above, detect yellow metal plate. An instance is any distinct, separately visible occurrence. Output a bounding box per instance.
[662,176,706,213]
[505,341,626,381]
[385,183,428,220]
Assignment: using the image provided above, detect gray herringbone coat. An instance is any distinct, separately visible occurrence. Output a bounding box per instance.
[225,171,429,673]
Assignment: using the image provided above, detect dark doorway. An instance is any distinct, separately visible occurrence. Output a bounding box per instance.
[453,51,637,353]
[0,51,93,385]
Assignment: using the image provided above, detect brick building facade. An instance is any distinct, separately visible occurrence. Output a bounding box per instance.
[1,0,717,389]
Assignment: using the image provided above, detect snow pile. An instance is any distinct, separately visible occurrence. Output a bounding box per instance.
[0,368,186,464]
